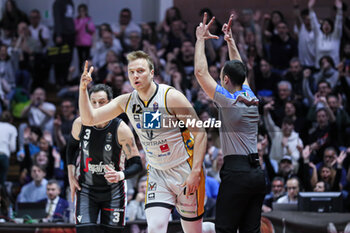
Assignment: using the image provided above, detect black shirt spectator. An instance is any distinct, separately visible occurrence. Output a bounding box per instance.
[269,22,298,71]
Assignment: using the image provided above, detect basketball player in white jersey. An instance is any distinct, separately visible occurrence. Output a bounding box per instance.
[79,52,207,233]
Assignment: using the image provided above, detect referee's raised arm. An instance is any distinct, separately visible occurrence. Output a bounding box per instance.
[194,12,219,100]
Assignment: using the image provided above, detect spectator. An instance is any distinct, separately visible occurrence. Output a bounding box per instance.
[337,61,350,114]
[326,95,350,146]
[52,0,75,87]
[262,176,286,212]
[316,148,348,188]
[14,21,41,89]
[314,180,330,192]
[127,176,147,221]
[293,7,315,68]
[318,165,342,191]
[127,176,148,233]
[0,111,17,186]
[263,10,285,39]
[269,21,298,72]
[53,99,77,158]
[254,58,281,96]
[20,133,64,185]
[207,149,223,183]
[303,73,333,107]
[92,30,122,68]
[277,177,300,204]
[264,102,303,169]
[122,31,143,54]
[308,108,337,161]
[157,7,182,35]
[42,180,69,221]
[28,9,50,89]
[162,18,191,54]
[141,22,159,46]
[32,147,65,184]
[0,44,17,109]
[17,126,42,178]
[308,0,343,68]
[108,72,126,98]
[28,9,50,52]
[75,4,95,71]
[17,164,48,203]
[272,80,294,126]
[112,8,141,46]
[313,56,339,90]
[263,154,295,184]
[0,0,28,36]
[20,87,56,134]
[284,100,307,141]
[283,58,304,100]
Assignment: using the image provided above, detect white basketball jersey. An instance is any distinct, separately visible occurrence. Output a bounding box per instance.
[125,83,194,170]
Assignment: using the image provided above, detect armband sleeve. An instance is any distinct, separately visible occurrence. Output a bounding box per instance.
[123,156,142,180]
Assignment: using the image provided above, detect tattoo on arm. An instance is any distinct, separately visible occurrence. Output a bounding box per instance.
[126,143,132,154]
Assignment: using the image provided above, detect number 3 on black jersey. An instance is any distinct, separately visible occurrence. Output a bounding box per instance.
[84,129,91,140]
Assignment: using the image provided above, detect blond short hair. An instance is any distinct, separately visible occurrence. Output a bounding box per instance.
[126,50,154,71]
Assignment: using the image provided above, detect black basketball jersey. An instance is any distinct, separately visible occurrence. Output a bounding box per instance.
[78,118,123,187]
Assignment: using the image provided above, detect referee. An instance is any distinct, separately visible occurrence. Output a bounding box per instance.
[194,13,266,233]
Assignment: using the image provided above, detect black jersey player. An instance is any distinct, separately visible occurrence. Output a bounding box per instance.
[66,84,142,233]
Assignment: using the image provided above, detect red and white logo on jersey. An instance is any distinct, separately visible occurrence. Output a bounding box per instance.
[83,158,115,174]
[159,144,169,153]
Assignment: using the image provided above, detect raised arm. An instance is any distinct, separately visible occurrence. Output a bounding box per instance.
[194,12,219,100]
[167,89,207,197]
[333,0,343,38]
[222,15,251,87]
[223,15,242,62]
[79,61,127,126]
[308,0,321,37]
[293,0,303,29]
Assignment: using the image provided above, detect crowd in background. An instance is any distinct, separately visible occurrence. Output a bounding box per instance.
[0,0,350,224]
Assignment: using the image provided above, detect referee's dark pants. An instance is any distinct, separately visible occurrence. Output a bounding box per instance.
[215,155,266,233]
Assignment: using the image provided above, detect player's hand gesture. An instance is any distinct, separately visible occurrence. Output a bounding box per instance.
[80,60,94,91]
[104,165,123,183]
[222,14,234,43]
[196,12,219,40]
[182,171,201,198]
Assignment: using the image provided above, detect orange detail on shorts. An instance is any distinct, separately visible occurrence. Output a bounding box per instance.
[197,169,205,216]
[186,155,205,217]
[145,164,150,205]
[182,129,194,158]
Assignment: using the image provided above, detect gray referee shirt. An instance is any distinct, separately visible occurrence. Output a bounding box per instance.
[213,84,259,157]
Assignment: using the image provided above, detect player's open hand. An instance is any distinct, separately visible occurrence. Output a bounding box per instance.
[182,171,201,198]
[80,60,94,91]
[222,14,234,43]
[104,165,122,183]
[196,12,219,40]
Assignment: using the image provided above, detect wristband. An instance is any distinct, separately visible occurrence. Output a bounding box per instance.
[118,171,125,181]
